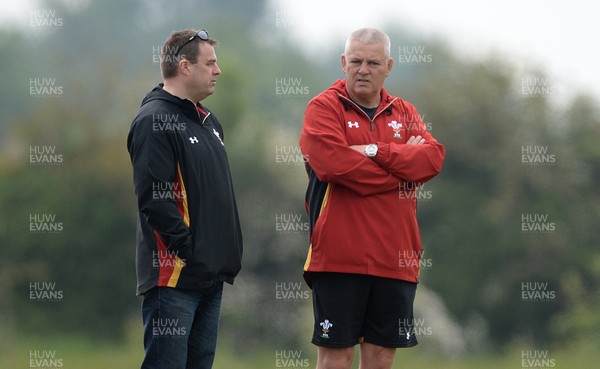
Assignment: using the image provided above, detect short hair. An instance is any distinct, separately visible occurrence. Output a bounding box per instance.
[160,29,218,79]
[344,28,391,58]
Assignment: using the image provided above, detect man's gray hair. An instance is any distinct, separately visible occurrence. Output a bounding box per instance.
[344,28,391,58]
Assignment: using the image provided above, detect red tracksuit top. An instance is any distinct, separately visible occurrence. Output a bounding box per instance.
[299,79,445,286]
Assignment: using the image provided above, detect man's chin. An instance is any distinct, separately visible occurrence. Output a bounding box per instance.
[205,86,216,95]
[351,82,375,91]
[352,87,375,98]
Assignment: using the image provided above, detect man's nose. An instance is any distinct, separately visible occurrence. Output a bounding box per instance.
[358,61,369,74]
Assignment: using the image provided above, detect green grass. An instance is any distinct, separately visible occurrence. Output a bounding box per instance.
[3,330,598,369]
[2,335,143,368]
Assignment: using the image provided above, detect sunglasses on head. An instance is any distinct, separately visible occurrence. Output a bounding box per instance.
[174,29,209,56]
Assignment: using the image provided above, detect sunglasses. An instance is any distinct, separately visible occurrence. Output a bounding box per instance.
[174,29,209,56]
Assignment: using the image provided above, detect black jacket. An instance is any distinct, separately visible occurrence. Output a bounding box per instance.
[127,84,242,295]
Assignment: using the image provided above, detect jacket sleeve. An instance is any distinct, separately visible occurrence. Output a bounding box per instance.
[299,97,403,196]
[127,114,193,257]
[372,104,445,183]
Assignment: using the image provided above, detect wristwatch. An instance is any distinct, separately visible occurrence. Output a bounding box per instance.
[364,144,378,158]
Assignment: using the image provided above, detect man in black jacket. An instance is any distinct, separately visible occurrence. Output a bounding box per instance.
[127,29,243,369]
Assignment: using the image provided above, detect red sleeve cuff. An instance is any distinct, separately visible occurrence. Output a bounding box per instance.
[374,142,390,164]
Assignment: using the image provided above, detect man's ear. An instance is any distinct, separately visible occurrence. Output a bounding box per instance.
[386,57,394,76]
[178,58,190,76]
[340,54,347,73]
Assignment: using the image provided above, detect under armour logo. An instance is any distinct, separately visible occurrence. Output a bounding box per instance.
[189,136,199,144]
[347,121,359,128]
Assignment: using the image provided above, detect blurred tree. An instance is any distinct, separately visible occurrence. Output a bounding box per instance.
[391,42,600,347]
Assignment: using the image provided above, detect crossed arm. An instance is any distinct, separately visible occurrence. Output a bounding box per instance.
[299,98,445,196]
[350,134,426,154]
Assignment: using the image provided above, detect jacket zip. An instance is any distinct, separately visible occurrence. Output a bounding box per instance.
[195,106,223,146]
[338,94,397,131]
[193,103,211,126]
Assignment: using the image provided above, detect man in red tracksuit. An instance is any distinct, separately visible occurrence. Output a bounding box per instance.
[299,28,445,369]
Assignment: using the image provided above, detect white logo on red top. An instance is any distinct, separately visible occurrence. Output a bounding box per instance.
[388,121,403,139]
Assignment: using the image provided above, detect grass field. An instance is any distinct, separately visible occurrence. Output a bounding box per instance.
[3,328,598,369]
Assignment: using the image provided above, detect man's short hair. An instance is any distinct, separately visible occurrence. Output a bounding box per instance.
[344,28,391,59]
[160,29,218,79]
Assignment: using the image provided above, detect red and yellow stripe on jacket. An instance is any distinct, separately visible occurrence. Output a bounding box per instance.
[303,183,333,272]
[154,163,189,287]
